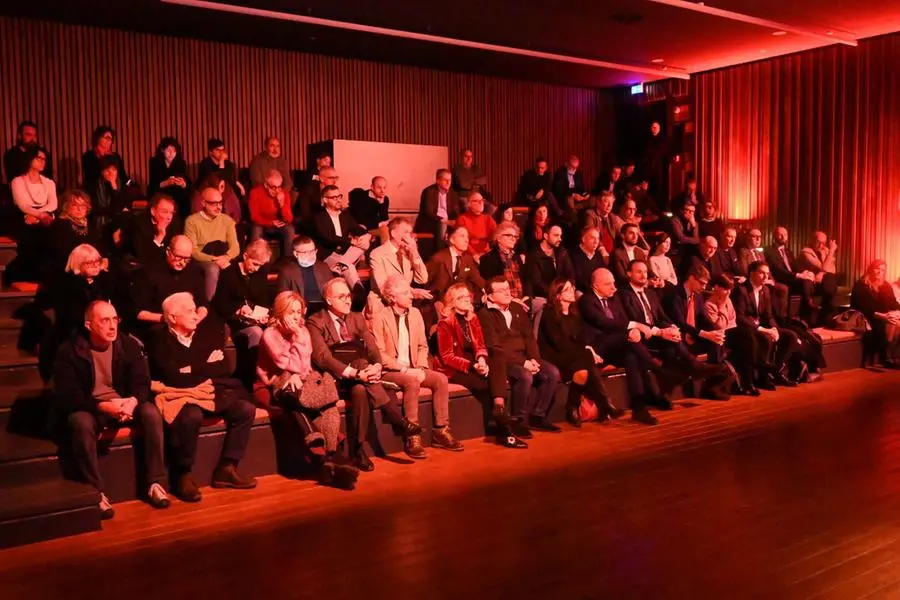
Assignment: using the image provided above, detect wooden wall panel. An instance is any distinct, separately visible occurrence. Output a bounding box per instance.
[0,17,614,205]
[694,33,900,281]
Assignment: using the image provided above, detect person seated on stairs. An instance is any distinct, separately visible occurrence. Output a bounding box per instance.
[704,274,764,396]
[426,225,486,313]
[795,230,839,327]
[148,292,258,502]
[212,239,272,351]
[276,235,359,316]
[255,291,359,490]
[538,278,624,428]
[248,170,295,259]
[184,186,240,302]
[47,189,105,276]
[367,216,432,320]
[306,277,422,473]
[54,301,169,519]
[8,145,57,282]
[852,260,900,369]
[311,184,370,290]
[435,283,527,449]
[372,275,463,459]
[123,192,182,268]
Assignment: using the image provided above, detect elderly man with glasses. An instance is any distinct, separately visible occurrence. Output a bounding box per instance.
[184,187,240,301]
[248,169,295,258]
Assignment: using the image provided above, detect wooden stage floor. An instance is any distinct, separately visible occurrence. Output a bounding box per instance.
[2,368,900,600]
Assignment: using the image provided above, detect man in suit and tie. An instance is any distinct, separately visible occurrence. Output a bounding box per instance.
[415,168,461,251]
[307,278,422,472]
[732,261,804,389]
[764,226,819,324]
[373,276,463,459]
[311,185,371,289]
[367,216,431,317]
[715,227,746,284]
[578,268,663,425]
[742,228,788,318]
[426,225,485,307]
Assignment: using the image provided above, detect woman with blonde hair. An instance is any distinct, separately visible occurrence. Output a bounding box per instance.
[47,190,104,273]
[256,290,359,489]
[851,260,900,368]
[434,282,527,449]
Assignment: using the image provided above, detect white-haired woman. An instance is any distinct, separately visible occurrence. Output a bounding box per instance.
[255,291,358,489]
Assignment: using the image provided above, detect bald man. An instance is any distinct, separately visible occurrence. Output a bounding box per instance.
[796,231,838,325]
[349,175,391,231]
[184,187,240,301]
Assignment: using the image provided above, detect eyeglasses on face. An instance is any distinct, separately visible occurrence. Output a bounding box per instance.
[168,250,191,262]
[95,316,121,326]
[324,194,344,201]
[332,293,352,301]
[83,259,102,268]
[205,200,223,206]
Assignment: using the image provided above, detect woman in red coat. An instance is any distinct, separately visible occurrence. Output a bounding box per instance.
[435,283,527,449]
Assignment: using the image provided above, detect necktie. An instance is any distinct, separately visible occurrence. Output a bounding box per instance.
[779,247,792,272]
[337,317,350,343]
[638,291,654,325]
[397,249,407,274]
[451,254,459,278]
[686,293,696,328]
[600,298,613,319]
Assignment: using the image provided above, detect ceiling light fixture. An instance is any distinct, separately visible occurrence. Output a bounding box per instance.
[651,58,665,63]
[161,0,688,79]
[772,30,787,36]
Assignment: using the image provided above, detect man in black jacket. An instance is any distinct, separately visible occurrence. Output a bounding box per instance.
[197,138,244,198]
[311,185,370,288]
[125,193,182,267]
[149,292,258,502]
[478,277,561,436]
[54,301,169,518]
[516,156,562,216]
[414,169,462,250]
[524,223,574,331]
[570,226,608,293]
[3,120,52,182]
[348,176,391,231]
[212,239,272,350]
[276,235,354,315]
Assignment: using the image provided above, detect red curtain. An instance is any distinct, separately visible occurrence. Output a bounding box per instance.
[694,34,900,281]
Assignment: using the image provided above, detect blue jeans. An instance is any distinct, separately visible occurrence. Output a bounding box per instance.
[506,360,561,420]
[250,223,295,258]
[198,261,222,302]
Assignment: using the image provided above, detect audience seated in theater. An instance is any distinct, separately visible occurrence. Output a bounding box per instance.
[426,226,485,307]
[744,228,788,318]
[765,227,820,325]
[732,261,804,390]
[610,223,655,286]
[249,136,292,194]
[248,170,295,257]
[4,120,52,182]
[125,193,181,268]
[197,137,244,198]
[671,175,705,213]
[191,172,242,224]
[479,221,530,304]
[255,291,358,490]
[682,235,722,280]
[704,274,762,395]
[415,168,461,251]
[148,292,258,502]
[81,126,132,202]
[312,185,370,290]
[715,227,746,284]
[478,277,561,437]
[649,233,678,289]
[697,201,725,241]
[670,203,700,261]
[307,278,422,472]
[593,192,624,256]
[592,165,626,205]
[297,151,332,189]
[9,145,57,281]
[48,190,104,275]
[618,198,650,250]
[524,223,575,325]
[184,187,240,301]
[373,275,462,458]
[367,216,432,321]
[54,300,169,518]
[148,137,191,218]
[276,235,346,315]
[134,235,208,338]
[570,226,608,294]
[851,260,900,368]
[796,231,839,326]
[552,154,589,221]
[435,283,526,449]
[522,203,552,253]
[538,278,624,428]
[92,154,133,243]
[454,192,495,257]
[577,268,662,425]
[295,166,338,226]
[516,156,561,217]
[452,148,490,209]
[212,239,272,351]
[348,176,390,232]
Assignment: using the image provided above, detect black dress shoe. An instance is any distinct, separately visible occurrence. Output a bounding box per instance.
[354,449,375,472]
[498,433,529,449]
[602,398,626,419]
[400,419,424,437]
[631,408,658,426]
[565,406,583,428]
[510,419,533,439]
[744,386,761,397]
[647,395,673,411]
[771,370,797,387]
[528,415,562,433]
[320,459,359,491]
[756,377,777,391]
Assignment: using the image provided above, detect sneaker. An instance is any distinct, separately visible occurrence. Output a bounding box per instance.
[405,434,428,459]
[211,464,258,490]
[432,427,464,452]
[99,493,115,520]
[147,483,170,509]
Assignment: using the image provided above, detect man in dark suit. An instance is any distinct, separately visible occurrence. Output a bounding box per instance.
[3,120,52,182]
[414,168,461,250]
[764,226,819,323]
[427,225,485,305]
[732,261,803,389]
[662,264,726,366]
[570,226,608,294]
[125,193,183,268]
[715,227,746,284]
[276,235,354,315]
[681,235,722,280]
[610,223,652,285]
[552,155,589,221]
[742,228,788,318]
[311,185,370,289]
[578,267,662,425]
[592,165,627,204]
[197,138,244,198]
[307,277,421,472]
[294,166,339,229]
[516,156,562,217]
[348,176,390,232]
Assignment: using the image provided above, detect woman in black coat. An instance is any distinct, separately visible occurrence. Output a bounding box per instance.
[81,126,131,198]
[148,136,192,218]
[851,260,900,367]
[46,189,105,275]
[537,277,623,427]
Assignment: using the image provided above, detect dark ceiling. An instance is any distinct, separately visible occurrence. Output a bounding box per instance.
[3,0,899,88]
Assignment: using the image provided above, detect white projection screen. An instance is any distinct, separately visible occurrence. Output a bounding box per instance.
[332,140,448,213]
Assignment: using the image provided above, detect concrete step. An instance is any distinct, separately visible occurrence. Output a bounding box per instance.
[0,290,35,319]
[0,478,100,550]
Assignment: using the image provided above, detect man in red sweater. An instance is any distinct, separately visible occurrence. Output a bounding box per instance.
[455,192,495,258]
[249,169,295,257]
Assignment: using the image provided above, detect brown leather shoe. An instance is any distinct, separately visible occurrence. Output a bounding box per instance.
[211,464,258,490]
[405,434,427,459]
[176,473,202,503]
[432,427,464,452]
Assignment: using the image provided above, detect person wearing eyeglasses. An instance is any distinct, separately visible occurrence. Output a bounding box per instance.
[8,145,58,282]
[212,240,272,356]
[311,185,370,289]
[248,170,295,258]
[3,120,53,182]
[276,235,340,316]
[478,221,531,308]
[184,187,240,301]
[134,235,208,340]
[81,126,134,203]
[249,136,293,191]
[54,300,170,518]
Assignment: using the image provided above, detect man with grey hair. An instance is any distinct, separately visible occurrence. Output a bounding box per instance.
[54,300,169,517]
[249,135,292,191]
[212,239,272,350]
[479,220,530,306]
[372,275,461,459]
[149,292,257,502]
[184,186,240,301]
